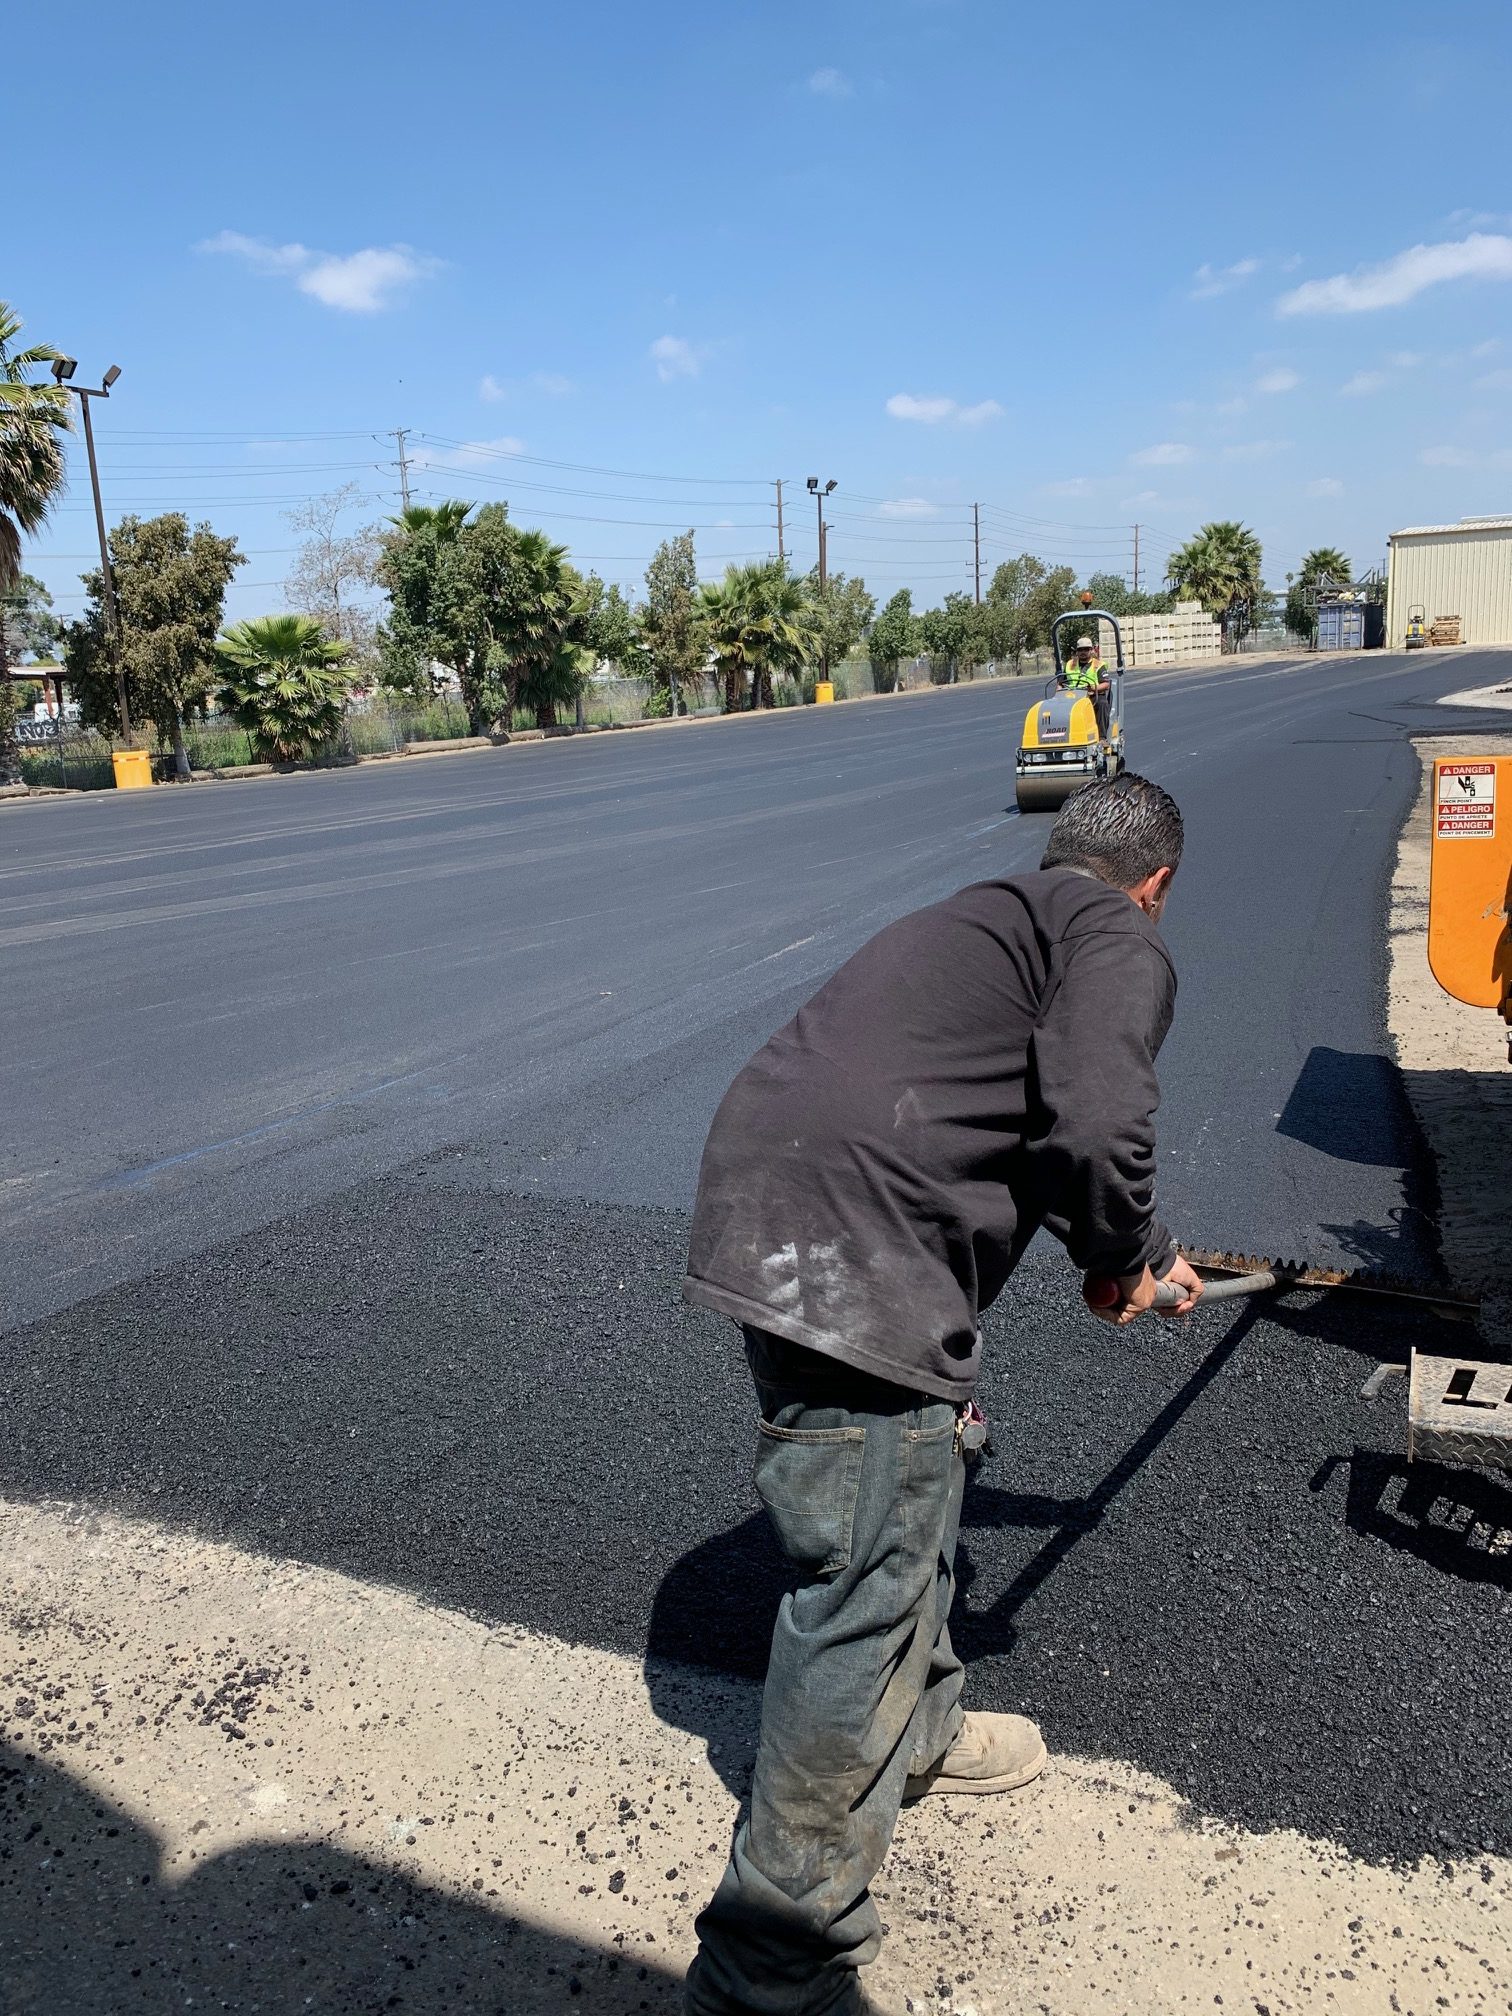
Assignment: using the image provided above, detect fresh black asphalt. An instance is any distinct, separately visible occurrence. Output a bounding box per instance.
[3,650,1511,1869]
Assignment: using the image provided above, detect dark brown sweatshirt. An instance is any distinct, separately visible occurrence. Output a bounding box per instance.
[683,866,1177,1400]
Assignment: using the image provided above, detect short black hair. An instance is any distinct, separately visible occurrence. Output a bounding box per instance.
[1040,772,1184,889]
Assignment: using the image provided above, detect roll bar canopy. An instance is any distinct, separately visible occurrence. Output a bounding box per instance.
[1052,608,1126,675]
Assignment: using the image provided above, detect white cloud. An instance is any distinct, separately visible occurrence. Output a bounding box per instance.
[1223,439,1291,461]
[1255,367,1300,394]
[1044,477,1094,497]
[1341,369,1388,396]
[885,392,1003,427]
[1388,350,1424,369]
[197,230,438,312]
[807,66,852,98]
[1215,396,1248,418]
[1189,257,1260,299]
[1130,442,1193,466]
[480,370,573,403]
[1119,490,1162,509]
[1277,232,1512,315]
[1477,367,1512,390]
[650,335,701,382]
[1448,209,1512,231]
[1306,477,1345,497]
[877,497,941,518]
[1471,337,1501,358]
[1420,445,1476,467]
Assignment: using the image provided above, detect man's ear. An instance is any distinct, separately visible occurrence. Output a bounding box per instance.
[1128,865,1173,914]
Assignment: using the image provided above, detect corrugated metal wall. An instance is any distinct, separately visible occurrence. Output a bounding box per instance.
[1386,526,1512,647]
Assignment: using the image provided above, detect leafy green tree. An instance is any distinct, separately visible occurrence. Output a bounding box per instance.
[376,501,520,729]
[65,513,244,774]
[642,533,705,715]
[1285,546,1353,641]
[803,569,875,672]
[582,576,646,672]
[918,593,980,682]
[216,615,354,762]
[1082,570,1174,619]
[1167,522,1264,647]
[866,588,919,692]
[2,573,59,662]
[0,303,71,783]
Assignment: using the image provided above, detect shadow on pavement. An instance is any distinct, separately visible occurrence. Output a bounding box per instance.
[1319,1449,1512,1591]
[0,1738,679,2016]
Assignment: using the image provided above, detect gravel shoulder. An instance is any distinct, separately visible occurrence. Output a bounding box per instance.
[4,1496,1508,2016]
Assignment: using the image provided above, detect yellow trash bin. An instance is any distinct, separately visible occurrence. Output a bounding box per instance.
[814,681,835,706]
[112,748,153,790]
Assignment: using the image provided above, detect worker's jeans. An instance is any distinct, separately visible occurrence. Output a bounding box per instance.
[685,1328,967,2015]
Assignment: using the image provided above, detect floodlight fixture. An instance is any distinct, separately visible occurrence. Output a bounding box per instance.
[102,364,122,389]
[52,356,78,383]
[806,476,819,492]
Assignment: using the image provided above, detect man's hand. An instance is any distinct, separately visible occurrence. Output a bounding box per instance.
[1153,1253,1204,1317]
[1083,1254,1205,1326]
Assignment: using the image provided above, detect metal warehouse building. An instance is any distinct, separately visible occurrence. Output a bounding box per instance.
[1386,515,1512,648]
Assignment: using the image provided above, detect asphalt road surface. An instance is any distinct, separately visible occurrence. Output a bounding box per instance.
[3,649,1512,1868]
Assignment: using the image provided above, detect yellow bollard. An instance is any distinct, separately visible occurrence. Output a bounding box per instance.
[111,748,153,790]
[814,681,835,706]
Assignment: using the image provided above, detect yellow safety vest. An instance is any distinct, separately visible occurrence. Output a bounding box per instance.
[1066,657,1106,691]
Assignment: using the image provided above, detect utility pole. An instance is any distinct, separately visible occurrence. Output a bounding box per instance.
[774,478,785,563]
[973,503,982,605]
[1132,523,1140,596]
[52,357,129,741]
[392,427,412,510]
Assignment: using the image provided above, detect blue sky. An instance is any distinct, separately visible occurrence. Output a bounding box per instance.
[11,0,1512,626]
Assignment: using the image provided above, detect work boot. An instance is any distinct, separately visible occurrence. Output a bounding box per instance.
[903,1712,1047,1800]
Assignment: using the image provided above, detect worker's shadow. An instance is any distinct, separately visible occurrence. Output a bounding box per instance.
[0,1736,680,2015]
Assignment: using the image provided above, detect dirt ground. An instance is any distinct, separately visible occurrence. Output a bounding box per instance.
[3,1495,1508,2015]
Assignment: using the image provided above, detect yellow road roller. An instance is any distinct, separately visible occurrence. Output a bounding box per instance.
[1014,607,1127,813]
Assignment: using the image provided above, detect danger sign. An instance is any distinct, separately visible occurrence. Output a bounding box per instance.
[1436,760,1496,838]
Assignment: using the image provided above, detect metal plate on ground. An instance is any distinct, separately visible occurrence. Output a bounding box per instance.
[1408,1349,1512,1476]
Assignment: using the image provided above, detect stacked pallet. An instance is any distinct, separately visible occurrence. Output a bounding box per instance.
[1115,601,1223,668]
[1429,615,1463,646]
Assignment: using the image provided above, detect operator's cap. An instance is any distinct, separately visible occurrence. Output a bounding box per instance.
[1075,634,1094,649]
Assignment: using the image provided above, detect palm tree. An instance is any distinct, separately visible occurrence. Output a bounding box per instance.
[494,529,591,729]
[215,614,354,762]
[387,499,473,539]
[1286,546,1354,643]
[0,303,72,783]
[1167,521,1264,649]
[698,570,759,713]
[699,561,818,712]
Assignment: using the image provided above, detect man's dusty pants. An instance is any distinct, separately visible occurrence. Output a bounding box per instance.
[685,1328,967,2015]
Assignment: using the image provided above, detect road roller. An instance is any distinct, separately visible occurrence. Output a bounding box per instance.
[1014,607,1127,814]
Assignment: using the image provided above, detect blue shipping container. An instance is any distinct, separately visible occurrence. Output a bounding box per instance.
[1317,603,1365,651]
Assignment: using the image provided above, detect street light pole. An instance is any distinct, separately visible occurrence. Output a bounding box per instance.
[53,360,128,742]
[807,477,837,697]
